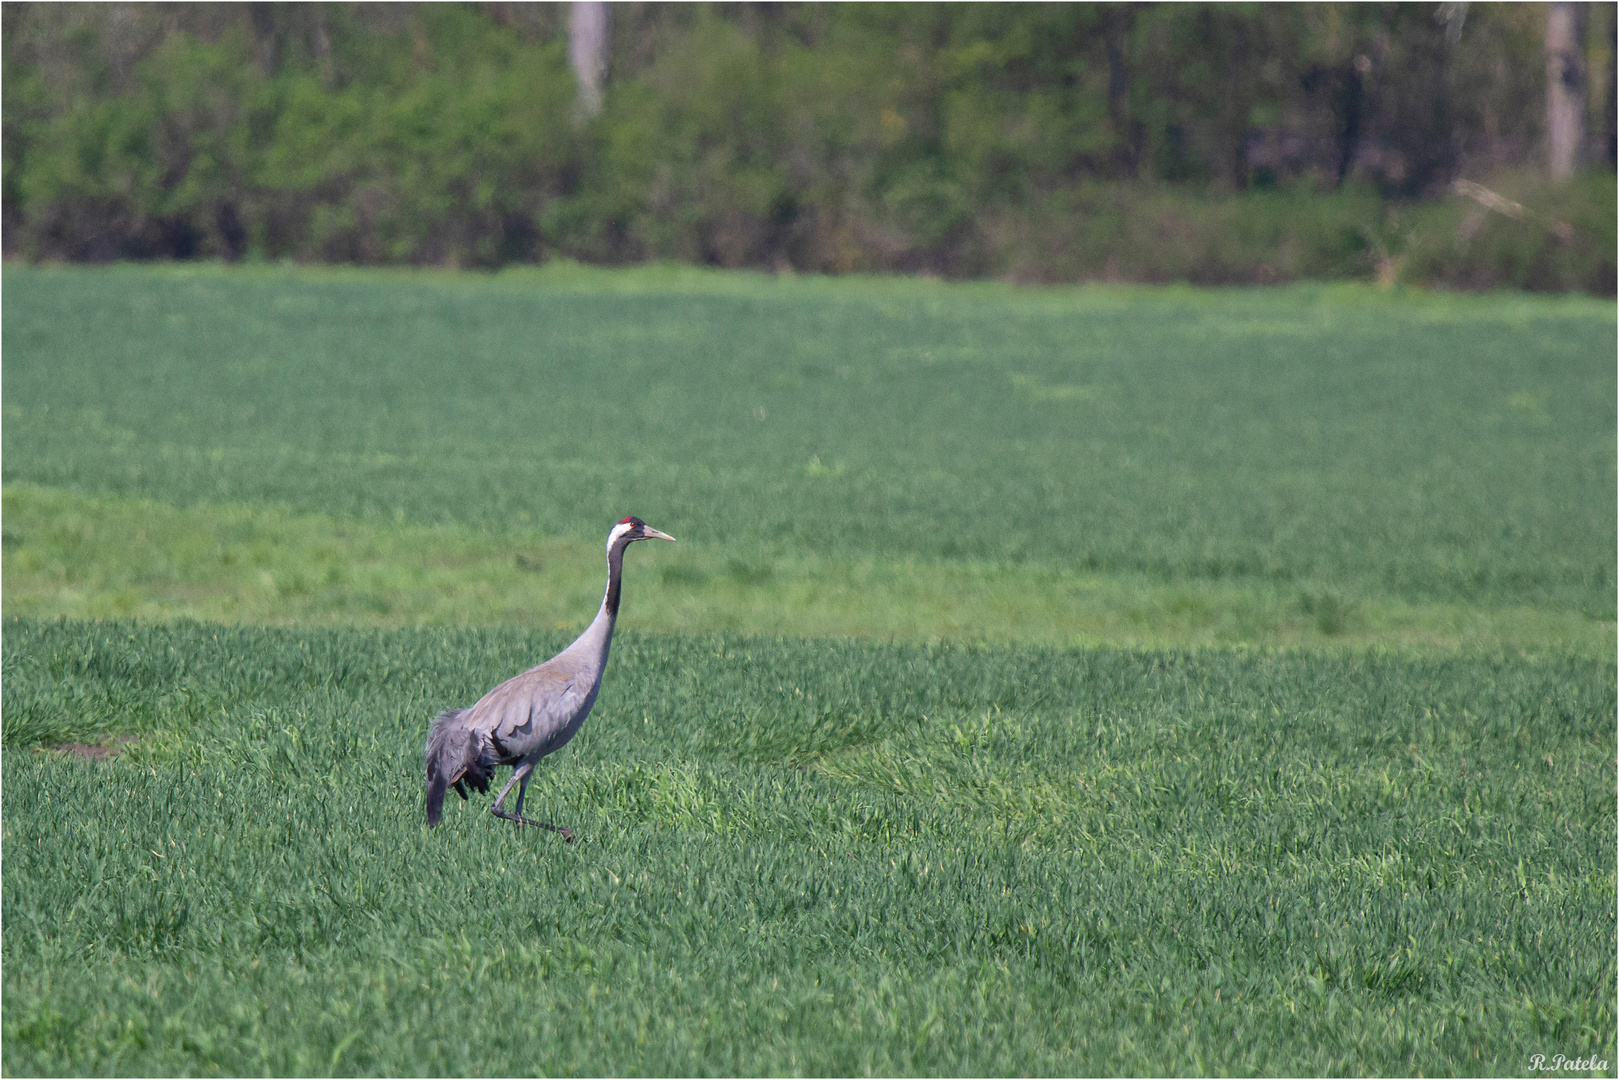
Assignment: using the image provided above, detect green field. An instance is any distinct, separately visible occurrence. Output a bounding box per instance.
[2,264,1615,1075]
[4,263,1615,615]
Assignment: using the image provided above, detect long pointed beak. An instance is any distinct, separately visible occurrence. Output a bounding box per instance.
[641,526,676,542]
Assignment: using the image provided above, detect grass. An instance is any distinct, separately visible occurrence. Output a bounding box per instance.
[2,263,1615,1075]
[4,483,1612,658]
[3,263,1614,614]
[3,618,1615,1075]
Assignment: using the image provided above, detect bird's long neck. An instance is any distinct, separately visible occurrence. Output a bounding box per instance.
[569,539,627,666]
[603,540,626,622]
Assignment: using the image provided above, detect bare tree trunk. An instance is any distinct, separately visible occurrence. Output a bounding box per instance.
[1101,6,1140,178]
[1545,1,1584,181]
[570,1,609,119]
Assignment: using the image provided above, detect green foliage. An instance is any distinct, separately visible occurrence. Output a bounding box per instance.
[4,265,1614,616]
[4,618,1614,1073]
[3,5,580,265]
[3,3,1614,288]
[990,180,1384,284]
[1399,170,1619,294]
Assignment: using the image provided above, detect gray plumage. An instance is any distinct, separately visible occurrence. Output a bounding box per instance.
[425,516,674,836]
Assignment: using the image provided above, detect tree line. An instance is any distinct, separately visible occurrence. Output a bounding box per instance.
[3,3,1614,291]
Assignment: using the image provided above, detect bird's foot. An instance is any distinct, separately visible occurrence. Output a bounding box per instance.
[491,807,575,841]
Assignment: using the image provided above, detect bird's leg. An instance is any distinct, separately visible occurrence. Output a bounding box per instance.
[488,767,525,815]
[490,762,574,841]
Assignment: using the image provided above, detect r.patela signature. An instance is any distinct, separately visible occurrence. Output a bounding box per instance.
[1529,1053,1609,1073]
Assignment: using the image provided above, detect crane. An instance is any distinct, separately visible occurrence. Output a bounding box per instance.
[424,516,675,838]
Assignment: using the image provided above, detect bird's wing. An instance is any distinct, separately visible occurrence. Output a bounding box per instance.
[466,663,590,759]
[425,707,484,825]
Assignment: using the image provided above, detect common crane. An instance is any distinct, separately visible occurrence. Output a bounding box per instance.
[424,516,674,838]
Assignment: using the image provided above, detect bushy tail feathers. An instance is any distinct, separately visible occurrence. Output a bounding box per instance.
[425,709,485,826]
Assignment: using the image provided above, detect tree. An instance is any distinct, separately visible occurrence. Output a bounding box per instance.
[570,1,609,119]
[1545,1,1584,180]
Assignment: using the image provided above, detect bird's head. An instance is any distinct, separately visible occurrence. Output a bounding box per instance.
[608,516,676,551]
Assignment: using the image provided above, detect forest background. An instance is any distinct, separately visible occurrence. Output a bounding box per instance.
[3,2,1615,292]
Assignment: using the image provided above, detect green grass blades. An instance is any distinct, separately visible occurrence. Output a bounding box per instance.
[4,483,1612,657]
[4,619,1615,1075]
[3,264,1614,615]
[3,265,1614,1075]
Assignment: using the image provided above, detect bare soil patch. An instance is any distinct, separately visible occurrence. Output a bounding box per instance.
[53,735,137,761]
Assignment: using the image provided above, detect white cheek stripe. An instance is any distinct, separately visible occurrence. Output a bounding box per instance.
[606,522,635,554]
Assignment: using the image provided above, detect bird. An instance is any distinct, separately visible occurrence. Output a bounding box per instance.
[424,516,675,838]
